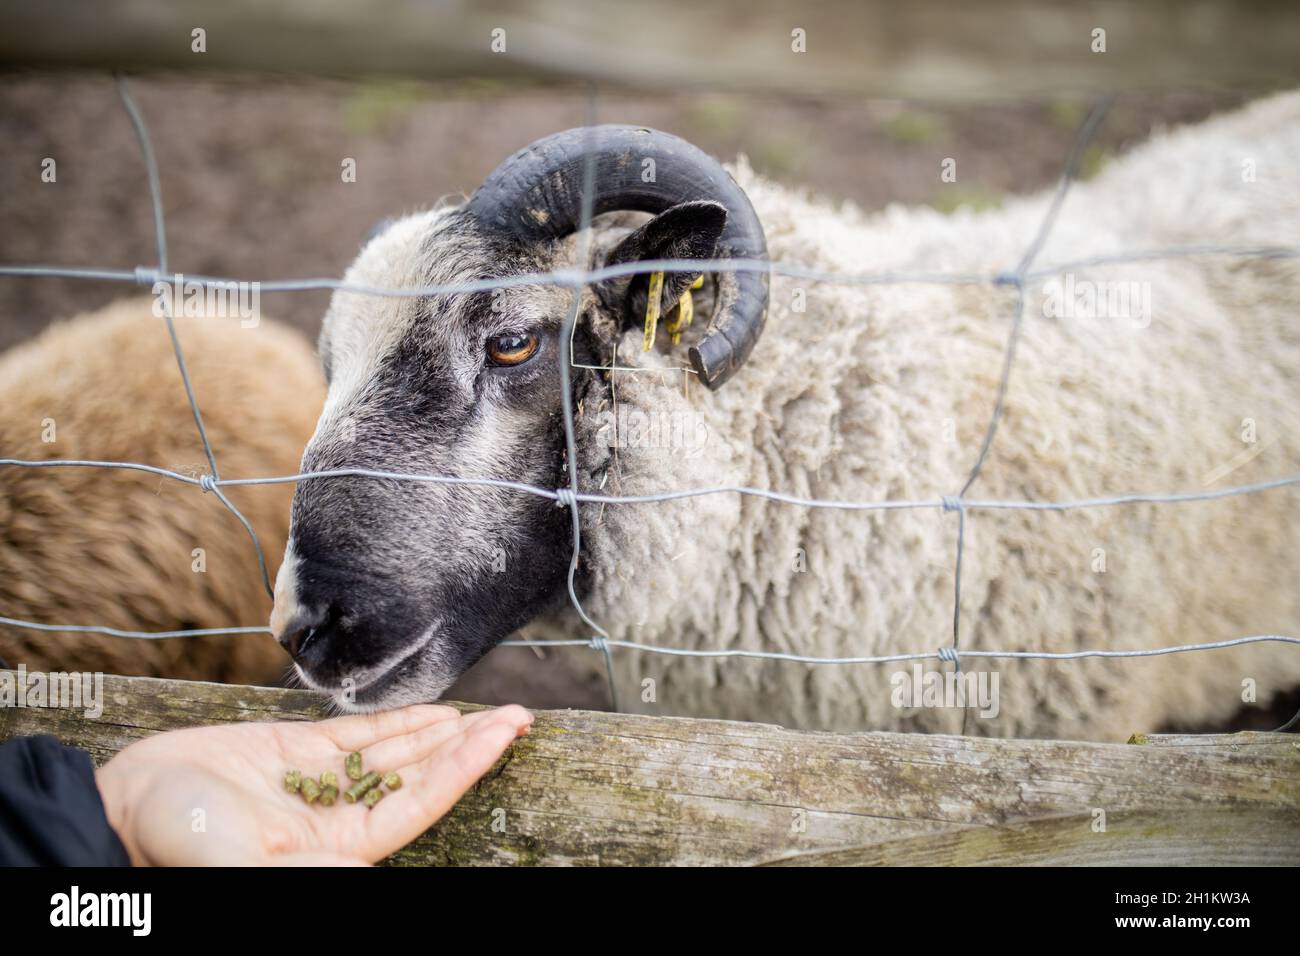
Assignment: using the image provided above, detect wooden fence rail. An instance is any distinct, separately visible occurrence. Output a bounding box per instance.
[2,671,1296,865]
[1,1,1299,98]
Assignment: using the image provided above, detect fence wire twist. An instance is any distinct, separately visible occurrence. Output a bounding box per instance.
[1,79,1298,732]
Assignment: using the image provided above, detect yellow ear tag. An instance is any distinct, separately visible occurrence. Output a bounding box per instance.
[642,271,665,351]
[665,274,706,345]
[668,293,693,346]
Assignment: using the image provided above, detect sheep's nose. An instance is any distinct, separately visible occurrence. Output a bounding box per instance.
[277,608,328,659]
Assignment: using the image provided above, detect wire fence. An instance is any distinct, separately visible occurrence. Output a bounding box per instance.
[1,77,1298,732]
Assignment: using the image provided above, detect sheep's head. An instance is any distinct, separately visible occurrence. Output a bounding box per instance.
[271,126,767,710]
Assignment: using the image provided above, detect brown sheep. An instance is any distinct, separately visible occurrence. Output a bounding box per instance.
[0,296,324,683]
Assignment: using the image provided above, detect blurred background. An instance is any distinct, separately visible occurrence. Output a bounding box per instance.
[0,78,1257,351]
[5,0,1299,347]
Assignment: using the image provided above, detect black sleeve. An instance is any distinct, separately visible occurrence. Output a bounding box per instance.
[0,735,132,866]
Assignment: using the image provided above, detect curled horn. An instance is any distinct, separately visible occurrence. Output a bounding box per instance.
[465,125,769,389]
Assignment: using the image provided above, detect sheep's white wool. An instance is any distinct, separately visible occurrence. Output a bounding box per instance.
[528,92,1300,739]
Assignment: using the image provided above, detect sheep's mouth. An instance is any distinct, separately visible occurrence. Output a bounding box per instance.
[327,660,452,713]
[294,620,452,712]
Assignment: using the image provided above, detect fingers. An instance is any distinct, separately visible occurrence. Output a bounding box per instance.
[315,703,463,752]
[360,708,507,772]
[359,705,533,858]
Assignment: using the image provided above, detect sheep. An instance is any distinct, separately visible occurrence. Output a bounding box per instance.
[270,93,1300,741]
[0,297,325,684]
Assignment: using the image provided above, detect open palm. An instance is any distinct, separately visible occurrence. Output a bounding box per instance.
[95,703,532,866]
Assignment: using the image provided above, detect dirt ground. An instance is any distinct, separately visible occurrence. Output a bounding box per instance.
[0,72,1251,349]
[0,72,1293,729]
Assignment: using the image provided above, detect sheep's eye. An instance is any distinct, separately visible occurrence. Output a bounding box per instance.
[486,331,539,367]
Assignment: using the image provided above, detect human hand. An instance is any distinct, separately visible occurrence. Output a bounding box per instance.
[95,703,533,866]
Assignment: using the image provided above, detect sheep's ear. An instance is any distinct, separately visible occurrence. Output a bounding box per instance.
[599,200,728,326]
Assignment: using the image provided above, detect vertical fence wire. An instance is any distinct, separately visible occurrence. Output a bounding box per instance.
[554,87,620,710]
[947,96,1113,735]
[113,76,274,598]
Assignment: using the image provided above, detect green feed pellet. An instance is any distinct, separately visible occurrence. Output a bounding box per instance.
[285,761,397,811]
[344,771,382,804]
[345,751,364,781]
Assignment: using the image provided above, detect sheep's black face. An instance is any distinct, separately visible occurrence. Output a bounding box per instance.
[272,200,728,711]
[272,210,591,709]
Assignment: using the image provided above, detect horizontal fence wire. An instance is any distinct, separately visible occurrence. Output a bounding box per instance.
[0,77,1297,731]
[2,459,1299,512]
[1,613,1295,662]
[3,246,1298,297]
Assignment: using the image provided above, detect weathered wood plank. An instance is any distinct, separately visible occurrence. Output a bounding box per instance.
[761,808,1300,866]
[1,671,1296,866]
[1131,730,1300,757]
[1,0,1298,98]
